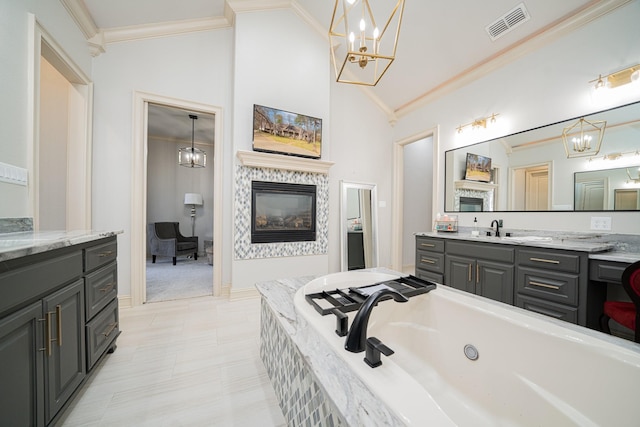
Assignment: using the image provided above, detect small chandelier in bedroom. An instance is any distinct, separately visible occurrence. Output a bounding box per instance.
[329,0,405,86]
[179,114,207,168]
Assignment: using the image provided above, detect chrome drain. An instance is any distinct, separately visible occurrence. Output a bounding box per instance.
[464,344,479,361]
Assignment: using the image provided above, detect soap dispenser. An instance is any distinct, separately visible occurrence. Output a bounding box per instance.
[472,217,479,236]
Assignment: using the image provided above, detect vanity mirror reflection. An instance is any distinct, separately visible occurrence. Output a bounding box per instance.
[340,181,378,271]
[445,100,640,212]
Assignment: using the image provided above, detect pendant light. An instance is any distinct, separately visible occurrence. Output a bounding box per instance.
[178,114,206,168]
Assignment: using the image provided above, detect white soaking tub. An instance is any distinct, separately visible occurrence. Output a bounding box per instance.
[293,270,640,426]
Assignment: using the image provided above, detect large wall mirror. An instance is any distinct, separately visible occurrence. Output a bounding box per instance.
[340,181,378,271]
[445,100,640,212]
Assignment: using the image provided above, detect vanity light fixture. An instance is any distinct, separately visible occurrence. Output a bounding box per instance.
[178,114,207,168]
[457,113,499,134]
[329,0,405,86]
[591,64,640,91]
[561,117,606,158]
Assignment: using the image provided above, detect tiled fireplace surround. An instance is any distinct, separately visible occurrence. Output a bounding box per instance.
[234,152,331,260]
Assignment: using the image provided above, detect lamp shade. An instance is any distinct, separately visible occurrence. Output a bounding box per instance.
[184,193,203,206]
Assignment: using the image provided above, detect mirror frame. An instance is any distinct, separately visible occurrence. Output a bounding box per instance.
[340,181,379,272]
[444,100,640,213]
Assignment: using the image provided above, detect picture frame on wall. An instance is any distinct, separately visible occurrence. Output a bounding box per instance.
[252,104,322,159]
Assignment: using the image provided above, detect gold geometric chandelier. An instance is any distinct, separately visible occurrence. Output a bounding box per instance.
[329,0,405,86]
[561,117,606,159]
[178,114,207,168]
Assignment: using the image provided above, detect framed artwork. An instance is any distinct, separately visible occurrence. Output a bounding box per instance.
[253,104,322,159]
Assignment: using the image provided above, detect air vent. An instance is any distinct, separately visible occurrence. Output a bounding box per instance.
[485,3,530,41]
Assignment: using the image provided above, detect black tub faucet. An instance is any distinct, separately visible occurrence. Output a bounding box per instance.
[345,288,408,353]
[491,219,503,237]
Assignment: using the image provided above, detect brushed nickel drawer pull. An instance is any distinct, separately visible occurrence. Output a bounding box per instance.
[98,250,114,257]
[99,282,116,293]
[529,257,560,264]
[529,280,560,290]
[420,257,436,264]
[420,243,435,248]
[56,304,63,347]
[103,322,118,338]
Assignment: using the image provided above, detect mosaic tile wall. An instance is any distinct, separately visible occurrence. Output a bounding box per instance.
[260,299,346,427]
[235,165,329,260]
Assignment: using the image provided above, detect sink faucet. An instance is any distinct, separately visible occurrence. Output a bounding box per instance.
[491,219,503,237]
[345,288,408,353]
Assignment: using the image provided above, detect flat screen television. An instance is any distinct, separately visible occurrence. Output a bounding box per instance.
[464,153,492,182]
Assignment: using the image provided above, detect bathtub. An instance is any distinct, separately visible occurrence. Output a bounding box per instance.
[293,270,640,426]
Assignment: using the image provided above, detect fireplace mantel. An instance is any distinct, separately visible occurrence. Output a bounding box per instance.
[237,150,334,174]
[454,180,498,192]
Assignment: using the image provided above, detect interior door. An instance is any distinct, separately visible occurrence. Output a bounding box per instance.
[525,168,549,210]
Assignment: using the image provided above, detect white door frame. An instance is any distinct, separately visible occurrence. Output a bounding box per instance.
[131,92,224,306]
[28,15,93,230]
[391,126,439,271]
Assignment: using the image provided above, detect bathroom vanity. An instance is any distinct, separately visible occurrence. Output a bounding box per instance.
[0,231,121,426]
[415,232,639,330]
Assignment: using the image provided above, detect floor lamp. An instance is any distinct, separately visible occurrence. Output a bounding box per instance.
[184,193,203,237]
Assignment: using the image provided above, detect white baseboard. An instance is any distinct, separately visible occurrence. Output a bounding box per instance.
[229,287,260,300]
[118,295,132,308]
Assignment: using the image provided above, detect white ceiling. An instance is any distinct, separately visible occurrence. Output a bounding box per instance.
[79,0,611,142]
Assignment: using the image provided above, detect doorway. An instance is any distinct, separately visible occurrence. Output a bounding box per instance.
[392,127,439,273]
[509,163,551,211]
[131,92,223,306]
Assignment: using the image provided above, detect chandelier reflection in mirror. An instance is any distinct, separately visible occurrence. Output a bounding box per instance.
[329,0,405,86]
[178,114,207,168]
[561,117,606,158]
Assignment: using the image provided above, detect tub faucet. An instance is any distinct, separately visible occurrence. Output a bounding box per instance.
[491,219,503,237]
[345,288,409,353]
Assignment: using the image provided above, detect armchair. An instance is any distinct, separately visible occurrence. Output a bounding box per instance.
[148,222,198,265]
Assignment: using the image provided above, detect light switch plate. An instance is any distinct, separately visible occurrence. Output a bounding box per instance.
[590,216,612,230]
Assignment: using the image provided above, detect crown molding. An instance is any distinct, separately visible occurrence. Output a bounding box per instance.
[226,0,293,13]
[60,0,99,40]
[393,0,633,120]
[101,16,231,45]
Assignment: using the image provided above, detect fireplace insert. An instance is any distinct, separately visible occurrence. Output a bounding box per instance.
[251,181,317,243]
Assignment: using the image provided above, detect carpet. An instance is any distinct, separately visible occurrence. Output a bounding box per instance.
[146,257,213,303]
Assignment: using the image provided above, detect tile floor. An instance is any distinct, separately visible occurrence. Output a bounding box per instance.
[59,296,286,426]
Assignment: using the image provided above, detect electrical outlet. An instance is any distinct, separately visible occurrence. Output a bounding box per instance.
[590,216,612,231]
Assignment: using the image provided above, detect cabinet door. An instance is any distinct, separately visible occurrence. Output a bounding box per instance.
[0,301,45,427]
[445,255,475,293]
[43,280,86,422]
[477,260,514,304]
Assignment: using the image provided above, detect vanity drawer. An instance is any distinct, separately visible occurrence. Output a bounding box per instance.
[589,260,628,284]
[517,248,580,274]
[447,240,514,264]
[415,268,443,284]
[516,294,578,324]
[84,239,117,273]
[85,262,118,321]
[516,266,579,306]
[416,236,444,253]
[86,299,119,369]
[416,250,444,274]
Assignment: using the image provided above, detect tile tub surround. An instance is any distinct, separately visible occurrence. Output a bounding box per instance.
[257,274,406,426]
[0,217,33,233]
[0,230,123,262]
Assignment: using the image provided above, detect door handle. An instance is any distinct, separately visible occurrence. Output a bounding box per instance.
[56,304,63,347]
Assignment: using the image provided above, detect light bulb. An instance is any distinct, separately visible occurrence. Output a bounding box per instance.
[347,0,355,4]
[360,18,366,32]
[373,27,379,39]
[631,69,640,83]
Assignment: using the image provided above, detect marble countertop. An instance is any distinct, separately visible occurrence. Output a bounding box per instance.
[256,270,406,426]
[415,230,640,263]
[0,230,123,262]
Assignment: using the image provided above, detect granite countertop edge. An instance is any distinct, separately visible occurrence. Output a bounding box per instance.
[0,230,123,262]
[256,276,406,426]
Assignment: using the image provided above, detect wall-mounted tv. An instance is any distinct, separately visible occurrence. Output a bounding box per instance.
[252,104,322,159]
[464,153,492,182]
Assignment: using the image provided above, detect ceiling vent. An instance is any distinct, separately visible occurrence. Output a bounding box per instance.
[485,3,530,41]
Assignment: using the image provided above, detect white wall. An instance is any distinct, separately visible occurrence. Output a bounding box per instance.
[393,1,640,234]
[91,29,233,297]
[0,0,91,218]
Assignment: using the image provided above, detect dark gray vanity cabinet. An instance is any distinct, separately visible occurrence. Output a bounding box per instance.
[415,236,445,283]
[0,236,118,426]
[515,247,591,326]
[444,240,515,305]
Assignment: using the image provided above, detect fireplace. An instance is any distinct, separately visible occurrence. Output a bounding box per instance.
[460,196,484,212]
[251,181,317,243]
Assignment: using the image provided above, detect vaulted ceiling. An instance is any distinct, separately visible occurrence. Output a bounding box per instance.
[63,0,631,141]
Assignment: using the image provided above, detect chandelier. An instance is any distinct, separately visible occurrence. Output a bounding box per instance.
[329,0,405,86]
[561,117,606,159]
[178,114,206,168]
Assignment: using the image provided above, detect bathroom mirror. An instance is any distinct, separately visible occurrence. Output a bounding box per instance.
[444,100,640,212]
[574,165,640,210]
[340,181,378,271]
